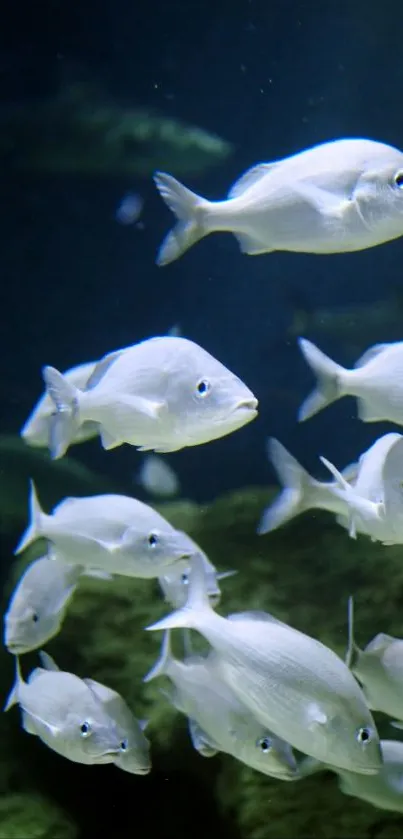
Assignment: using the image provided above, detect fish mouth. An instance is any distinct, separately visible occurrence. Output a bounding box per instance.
[237,398,258,411]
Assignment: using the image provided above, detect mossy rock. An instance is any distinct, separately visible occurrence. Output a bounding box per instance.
[0,792,76,839]
[3,486,403,837]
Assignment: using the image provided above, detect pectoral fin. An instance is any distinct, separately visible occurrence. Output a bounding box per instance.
[188,718,219,757]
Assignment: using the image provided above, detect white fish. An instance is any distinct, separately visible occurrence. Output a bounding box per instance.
[257,438,354,534]
[21,360,100,449]
[300,741,403,813]
[320,436,403,544]
[15,482,195,578]
[115,193,143,225]
[298,338,403,426]
[39,652,151,775]
[146,554,382,775]
[137,454,180,499]
[42,336,258,459]
[4,655,124,765]
[4,556,82,654]
[158,537,236,608]
[153,138,403,265]
[346,596,403,722]
[144,630,298,779]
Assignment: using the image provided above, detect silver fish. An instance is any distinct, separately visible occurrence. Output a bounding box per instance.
[4,555,82,654]
[158,536,236,609]
[346,596,403,722]
[320,435,403,544]
[15,482,194,578]
[137,454,180,499]
[4,655,124,765]
[21,360,100,449]
[146,554,382,774]
[39,653,151,775]
[300,740,403,813]
[298,338,403,426]
[257,437,353,535]
[42,336,257,459]
[154,138,403,265]
[144,630,297,779]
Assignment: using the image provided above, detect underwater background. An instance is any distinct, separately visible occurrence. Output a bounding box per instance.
[2,0,403,837]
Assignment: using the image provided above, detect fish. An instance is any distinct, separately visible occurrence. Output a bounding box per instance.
[4,555,82,654]
[136,454,180,499]
[146,554,382,775]
[4,655,124,765]
[298,338,403,426]
[39,652,151,775]
[115,193,144,226]
[153,138,403,265]
[320,435,403,544]
[42,336,258,459]
[15,482,195,578]
[22,327,180,453]
[144,630,297,780]
[21,360,100,449]
[1,85,233,178]
[257,433,401,535]
[300,741,403,813]
[346,596,403,721]
[257,437,354,535]
[158,536,236,608]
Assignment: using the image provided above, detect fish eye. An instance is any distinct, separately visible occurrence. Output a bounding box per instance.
[256,736,272,753]
[80,721,92,737]
[181,572,189,585]
[31,613,39,623]
[196,379,211,398]
[148,532,159,547]
[356,726,371,744]
[394,171,403,188]
[120,739,128,752]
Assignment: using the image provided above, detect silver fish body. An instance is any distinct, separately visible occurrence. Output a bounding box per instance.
[346,597,403,720]
[4,656,123,765]
[298,338,403,427]
[154,138,403,265]
[146,555,382,775]
[258,437,352,535]
[74,678,150,775]
[4,555,82,654]
[21,361,100,449]
[301,741,403,813]
[15,483,195,578]
[42,336,257,459]
[158,535,235,608]
[145,630,297,779]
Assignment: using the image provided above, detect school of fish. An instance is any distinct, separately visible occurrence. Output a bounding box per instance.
[6,136,403,811]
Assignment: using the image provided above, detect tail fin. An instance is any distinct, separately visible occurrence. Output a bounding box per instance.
[145,552,213,633]
[257,438,316,534]
[4,656,23,711]
[298,338,343,421]
[42,366,80,459]
[154,172,208,266]
[143,630,173,683]
[14,480,44,554]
